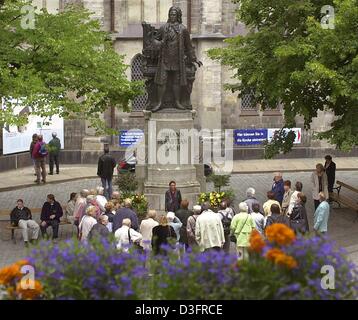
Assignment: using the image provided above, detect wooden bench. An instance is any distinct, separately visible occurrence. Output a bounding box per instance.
[2,206,73,243]
[330,180,358,222]
[6,220,73,244]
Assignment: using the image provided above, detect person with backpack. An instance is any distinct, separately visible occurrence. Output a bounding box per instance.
[32,134,48,185]
[217,201,234,253]
[48,132,61,175]
[230,202,256,260]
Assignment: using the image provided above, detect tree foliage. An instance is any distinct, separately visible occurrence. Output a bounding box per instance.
[0,0,142,133]
[208,0,358,155]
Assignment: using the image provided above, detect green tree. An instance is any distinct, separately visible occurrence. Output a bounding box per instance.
[0,0,142,132]
[209,0,358,157]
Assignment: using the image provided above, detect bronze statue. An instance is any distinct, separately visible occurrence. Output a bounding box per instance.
[142,6,202,112]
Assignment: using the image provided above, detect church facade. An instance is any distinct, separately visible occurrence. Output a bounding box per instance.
[0,0,355,171]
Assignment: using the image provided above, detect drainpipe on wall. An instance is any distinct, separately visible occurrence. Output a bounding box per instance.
[187,0,192,34]
[110,0,115,145]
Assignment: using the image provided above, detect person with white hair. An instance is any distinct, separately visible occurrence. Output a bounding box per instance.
[88,215,110,240]
[115,218,142,251]
[186,205,202,247]
[195,202,225,252]
[230,202,256,260]
[271,172,285,204]
[313,192,330,235]
[139,210,159,250]
[95,186,108,212]
[166,211,182,242]
[79,206,97,242]
[112,198,139,232]
[244,187,262,214]
[48,132,61,175]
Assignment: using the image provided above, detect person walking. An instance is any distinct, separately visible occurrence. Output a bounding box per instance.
[97,146,116,199]
[230,202,256,260]
[175,199,192,249]
[40,194,63,240]
[29,133,38,176]
[195,202,225,252]
[264,204,289,229]
[290,193,309,234]
[314,192,330,235]
[165,181,182,213]
[112,198,139,232]
[88,215,110,241]
[311,163,329,210]
[282,180,294,215]
[152,216,177,255]
[186,205,202,247]
[139,210,159,251]
[48,132,61,175]
[10,199,40,246]
[271,172,285,204]
[324,155,336,194]
[32,134,48,184]
[217,201,234,253]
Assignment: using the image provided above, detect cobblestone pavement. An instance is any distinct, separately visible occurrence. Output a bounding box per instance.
[1,171,357,268]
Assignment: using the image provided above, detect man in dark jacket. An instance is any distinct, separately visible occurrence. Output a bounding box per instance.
[324,155,336,193]
[97,146,116,199]
[88,215,110,240]
[165,181,182,212]
[48,132,61,175]
[271,172,285,204]
[10,199,40,246]
[175,199,192,248]
[40,194,63,240]
[112,198,139,232]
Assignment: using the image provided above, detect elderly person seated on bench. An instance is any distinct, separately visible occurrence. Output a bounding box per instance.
[10,199,40,247]
[40,194,63,241]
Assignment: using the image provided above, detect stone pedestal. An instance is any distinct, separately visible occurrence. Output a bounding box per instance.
[138,110,205,211]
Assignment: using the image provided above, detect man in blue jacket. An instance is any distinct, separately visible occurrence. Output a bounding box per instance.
[112,198,139,233]
[40,194,63,240]
[271,172,285,204]
[314,192,330,235]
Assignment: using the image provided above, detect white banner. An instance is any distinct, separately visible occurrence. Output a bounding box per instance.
[2,99,64,155]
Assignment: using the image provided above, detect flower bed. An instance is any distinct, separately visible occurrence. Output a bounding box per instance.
[1,224,357,300]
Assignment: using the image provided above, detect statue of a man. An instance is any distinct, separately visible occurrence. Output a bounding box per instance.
[152,6,202,112]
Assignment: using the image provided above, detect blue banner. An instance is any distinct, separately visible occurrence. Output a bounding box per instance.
[119,130,144,147]
[234,129,268,145]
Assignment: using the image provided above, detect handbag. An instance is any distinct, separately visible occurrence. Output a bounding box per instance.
[230,214,249,243]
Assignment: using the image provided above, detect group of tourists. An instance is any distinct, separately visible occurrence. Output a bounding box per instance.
[29,132,62,184]
[9,155,335,261]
